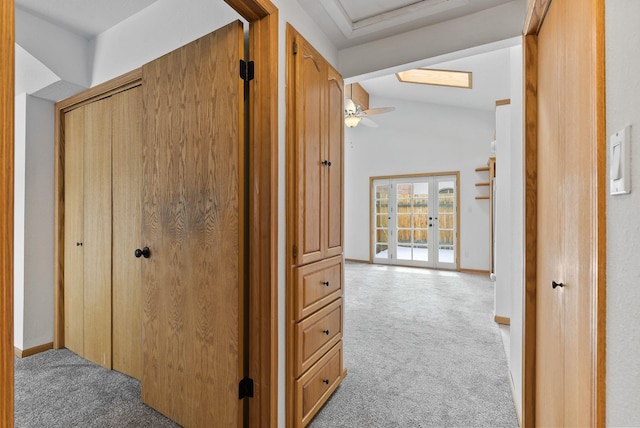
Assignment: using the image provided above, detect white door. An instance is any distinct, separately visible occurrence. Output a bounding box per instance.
[372,175,457,269]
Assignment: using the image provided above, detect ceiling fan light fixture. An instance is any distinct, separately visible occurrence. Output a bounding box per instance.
[396,68,472,89]
[345,116,362,128]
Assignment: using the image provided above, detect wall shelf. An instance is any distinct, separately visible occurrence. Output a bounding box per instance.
[475,182,490,187]
[475,166,490,172]
[475,196,490,200]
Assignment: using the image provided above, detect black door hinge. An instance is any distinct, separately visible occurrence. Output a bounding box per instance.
[293,42,298,55]
[292,245,298,259]
[239,377,254,399]
[240,60,254,81]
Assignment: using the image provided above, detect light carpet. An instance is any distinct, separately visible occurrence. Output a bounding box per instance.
[14,349,179,427]
[308,262,518,428]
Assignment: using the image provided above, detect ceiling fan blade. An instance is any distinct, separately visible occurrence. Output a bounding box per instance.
[344,98,357,113]
[360,117,379,128]
[361,106,395,116]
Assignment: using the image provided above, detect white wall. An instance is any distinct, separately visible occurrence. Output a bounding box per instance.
[14,94,26,351]
[344,95,494,270]
[507,43,524,419]
[494,102,512,318]
[14,94,55,351]
[605,1,640,425]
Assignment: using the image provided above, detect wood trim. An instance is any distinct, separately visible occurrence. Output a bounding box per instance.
[494,315,511,326]
[14,342,54,358]
[1,0,14,424]
[594,0,607,424]
[244,4,279,427]
[224,0,277,21]
[459,268,490,276]
[524,0,552,35]
[54,71,143,350]
[522,32,538,428]
[344,258,369,264]
[370,170,460,181]
[495,98,511,106]
[56,69,142,113]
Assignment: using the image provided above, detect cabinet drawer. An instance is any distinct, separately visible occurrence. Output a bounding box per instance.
[296,341,343,427]
[294,298,342,377]
[294,256,343,320]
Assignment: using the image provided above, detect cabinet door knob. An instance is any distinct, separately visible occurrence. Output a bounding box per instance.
[322,160,332,167]
[135,246,151,259]
[322,329,330,335]
[322,379,329,385]
[552,281,564,289]
[322,281,330,287]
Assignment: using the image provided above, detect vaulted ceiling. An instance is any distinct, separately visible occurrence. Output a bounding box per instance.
[296,0,518,49]
[14,0,524,110]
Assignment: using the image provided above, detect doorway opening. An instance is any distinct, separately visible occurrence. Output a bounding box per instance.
[371,173,459,270]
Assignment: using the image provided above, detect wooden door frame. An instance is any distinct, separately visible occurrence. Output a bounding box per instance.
[368,172,461,271]
[522,0,606,426]
[1,0,15,423]
[2,0,278,426]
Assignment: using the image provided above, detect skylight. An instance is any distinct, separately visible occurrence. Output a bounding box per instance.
[396,68,473,89]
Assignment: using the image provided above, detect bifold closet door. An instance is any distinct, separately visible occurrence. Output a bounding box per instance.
[63,88,143,374]
[63,106,85,356]
[82,98,113,368]
[112,86,143,380]
[63,99,113,368]
[141,21,245,427]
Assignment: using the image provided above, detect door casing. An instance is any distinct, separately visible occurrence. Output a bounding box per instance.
[45,0,278,426]
[369,172,460,271]
[522,0,606,426]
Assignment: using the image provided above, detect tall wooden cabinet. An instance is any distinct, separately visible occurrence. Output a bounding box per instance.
[62,86,142,379]
[286,24,346,427]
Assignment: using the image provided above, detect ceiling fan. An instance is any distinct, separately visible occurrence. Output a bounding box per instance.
[344,83,395,128]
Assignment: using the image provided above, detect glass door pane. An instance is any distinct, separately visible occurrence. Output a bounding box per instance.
[412,181,429,262]
[373,182,390,261]
[436,178,456,268]
[395,183,413,261]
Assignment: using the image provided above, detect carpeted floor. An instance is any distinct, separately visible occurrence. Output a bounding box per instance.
[14,349,179,427]
[308,262,518,428]
[15,262,517,427]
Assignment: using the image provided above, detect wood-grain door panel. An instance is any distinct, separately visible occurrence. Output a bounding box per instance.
[83,99,113,369]
[325,66,343,259]
[295,39,325,266]
[112,86,143,380]
[534,0,602,425]
[63,106,85,356]
[141,21,245,427]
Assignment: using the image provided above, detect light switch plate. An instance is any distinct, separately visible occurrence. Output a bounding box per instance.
[610,125,631,195]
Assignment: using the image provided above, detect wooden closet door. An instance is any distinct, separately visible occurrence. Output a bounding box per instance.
[536,1,565,422]
[82,98,113,369]
[535,0,602,425]
[293,37,326,266]
[112,86,143,380]
[63,106,85,356]
[324,65,343,259]
[141,21,245,427]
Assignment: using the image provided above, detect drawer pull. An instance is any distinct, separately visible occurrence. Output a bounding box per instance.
[322,379,329,385]
[322,281,330,287]
[322,329,330,335]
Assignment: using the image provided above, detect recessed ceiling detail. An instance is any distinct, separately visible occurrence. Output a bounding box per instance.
[320,0,469,39]
[15,0,158,37]
[396,68,473,89]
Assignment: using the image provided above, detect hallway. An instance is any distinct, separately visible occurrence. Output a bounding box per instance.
[308,262,518,427]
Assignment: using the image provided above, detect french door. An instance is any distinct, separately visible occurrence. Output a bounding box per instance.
[372,174,458,269]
